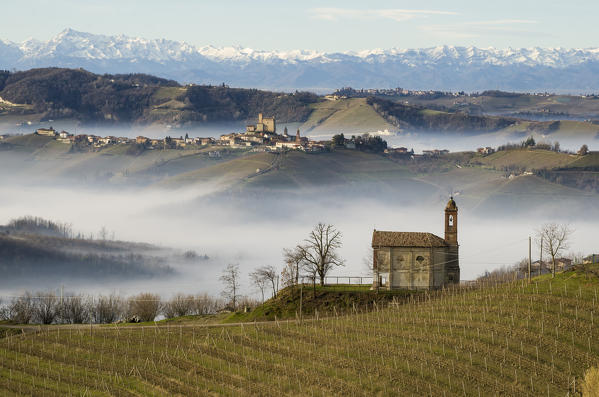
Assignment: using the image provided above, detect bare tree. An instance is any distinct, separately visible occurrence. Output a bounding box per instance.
[99,226,108,241]
[62,294,90,324]
[537,223,573,278]
[297,223,344,286]
[162,294,194,319]
[362,246,374,276]
[251,265,278,299]
[220,264,241,311]
[92,294,124,324]
[128,293,161,322]
[0,298,6,321]
[7,293,35,324]
[249,270,268,303]
[33,291,59,324]
[192,293,221,315]
[282,247,304,287]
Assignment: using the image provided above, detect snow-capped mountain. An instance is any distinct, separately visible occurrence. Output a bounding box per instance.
[3,28,599,93]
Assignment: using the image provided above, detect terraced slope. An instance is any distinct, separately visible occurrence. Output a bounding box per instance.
[1,266,598,396]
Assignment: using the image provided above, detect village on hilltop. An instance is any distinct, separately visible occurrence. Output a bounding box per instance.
[21,113,456,158]
[30,113,333,153]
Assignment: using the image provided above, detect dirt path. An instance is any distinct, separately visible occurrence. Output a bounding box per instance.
[243,151,283,180]
[0,316,316,333]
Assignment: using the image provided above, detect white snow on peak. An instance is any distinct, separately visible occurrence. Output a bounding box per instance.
[3,29,599,69]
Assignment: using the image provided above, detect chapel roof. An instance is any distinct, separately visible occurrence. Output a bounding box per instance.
[372,231,449,248]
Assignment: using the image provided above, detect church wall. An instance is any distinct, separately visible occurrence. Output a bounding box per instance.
[374,248,391,288]
[446,246,460,285]
[390,247,432,289]
[374,246,458,290]
[433,248,448,288]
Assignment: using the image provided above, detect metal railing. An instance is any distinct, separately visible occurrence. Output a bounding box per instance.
[322,276,373,286]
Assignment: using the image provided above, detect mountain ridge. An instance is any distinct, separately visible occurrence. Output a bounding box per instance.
[4,29,599,92]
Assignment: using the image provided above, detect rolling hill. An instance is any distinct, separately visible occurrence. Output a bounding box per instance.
[1,265,598,395]
[3,68,599,139]
[2,134,599,216]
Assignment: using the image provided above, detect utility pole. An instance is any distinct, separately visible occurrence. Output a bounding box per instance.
[299,278,303,324]
[528,236,532,282]
[540,236,543,277]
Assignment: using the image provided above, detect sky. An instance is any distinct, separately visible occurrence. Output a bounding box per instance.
[2,0,598,51]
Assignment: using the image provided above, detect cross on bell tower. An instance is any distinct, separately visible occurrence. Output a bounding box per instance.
[444,196,458,245]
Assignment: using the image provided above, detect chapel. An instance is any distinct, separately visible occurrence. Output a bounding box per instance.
[372,198,460,289]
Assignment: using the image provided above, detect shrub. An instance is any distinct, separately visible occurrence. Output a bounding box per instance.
[128,293,161,322]
[162,294,194,319]
[192,293,221,315]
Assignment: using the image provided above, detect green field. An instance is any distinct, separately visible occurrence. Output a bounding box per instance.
[473,149,579,171]
[1,266,598,396]
[301,98,396,134]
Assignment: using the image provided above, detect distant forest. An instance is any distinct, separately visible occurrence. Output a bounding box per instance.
[0,68,320,124]
[0,216,180,283]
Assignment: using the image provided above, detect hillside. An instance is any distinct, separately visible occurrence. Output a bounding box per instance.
[0,68,320,125]
[300,98,396,134]
[1,265,598,395]
[4,68,599,137]
[368,97,518,133]
[2,135,599,215]
[472,149,579,171]
[357,90,599,120]
[0,217,202,285]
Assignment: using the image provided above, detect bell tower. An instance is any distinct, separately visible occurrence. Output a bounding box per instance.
[444,197,458,245]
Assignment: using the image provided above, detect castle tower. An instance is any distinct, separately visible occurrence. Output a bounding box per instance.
[296,129,301,143]
[444,196,458,245]
[258,113,263,123]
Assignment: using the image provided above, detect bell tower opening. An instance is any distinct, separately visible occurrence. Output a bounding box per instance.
[444,197,458,245]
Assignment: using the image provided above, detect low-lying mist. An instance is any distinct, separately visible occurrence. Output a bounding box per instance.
[1,178,596,300]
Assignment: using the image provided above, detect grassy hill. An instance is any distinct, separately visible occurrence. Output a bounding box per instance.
[1,265,598,395]
[225,284,415,323]
[300,98,396,134]
[472,149,579,171]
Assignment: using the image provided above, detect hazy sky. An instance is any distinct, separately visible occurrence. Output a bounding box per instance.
[2,1,597,51]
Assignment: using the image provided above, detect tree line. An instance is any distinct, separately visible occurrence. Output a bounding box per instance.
[0,292,221,324]
[220,222,345,310]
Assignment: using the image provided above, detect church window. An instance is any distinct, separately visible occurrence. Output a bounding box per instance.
[416,255,425,263]
[449,215,454,226]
